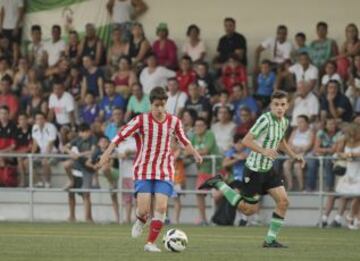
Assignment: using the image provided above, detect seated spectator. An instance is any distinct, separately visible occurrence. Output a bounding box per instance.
[293,32,309,58]
[289,52,318,92]
[106,28,128,71]
[185,83,212,122]
[274,59,297,94]
[26,82,48,123]
[111,55,137,98]
[104,107,125,140]
[180,108,196,139]
[125,82,150,120]
[221,54,247,95]
[254,25,292,70]
[0,57,13,79]
[128,22,151,68]
[195,61,218,103]
[191,117,220,225]
[306,117,342,191]
[152,23,177,70]
[165,77,187,116]
[63,123,97,222]
[182,24,206,62]
[212,90,234,120]
[211,106,236,153]
[254,59,276,109]
[65,30,80,65]
[214,17,247,68]
[44,57,71,88]
[31,112,58,188]
[309,21,338,70]
[320,60,343,94]
[68,64,82,102]
[99,81,126,122]
[78,23,105,66]
[283,115,314,191]
[346,54,360,113]
[291,81,320,127]
[236,106,255,136]
[81,55,104,101]
[13,58,29,97]
[231,84,258,124]
[139,53,175,94]
[15,113,32,187]
[44,25,66,68]
[320,80,353,122]
[176,55,196,94]
[0,75,18,120]
[81,93,100,125]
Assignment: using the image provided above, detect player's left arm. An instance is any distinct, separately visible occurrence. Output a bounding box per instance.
[278,139,306,168]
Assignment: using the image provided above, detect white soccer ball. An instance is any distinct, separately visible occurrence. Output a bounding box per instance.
[163,228,188,252]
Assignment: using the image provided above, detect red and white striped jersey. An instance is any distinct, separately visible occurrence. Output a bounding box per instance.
[112,113,190,181]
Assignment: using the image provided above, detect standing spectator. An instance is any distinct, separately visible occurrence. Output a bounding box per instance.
[254,59,276,109]
[320,80,353,122]
[293,32,309,58]
[211,106,236,153]
[27,25,46,70]
[346,54,360,113]
[44,25,66,68]
[221,54,248,95]
[215,17,247,67]
[125,82,150,120]
[235,106,255,137]
[26,82,48,123]
[106,0,148,41]
[112,56,137,99]
[182,24,206,62]
[231,84,258,124]
[309,21,338,70]
[152,23,177,70]
[195,61,218,103]
[139,53,175,94]
[128,22,151,68]
[191,117,220,225]
[185,83,212,122]
[320,60,342,94]
[99,81,126,121]
[0,0,24,57]
[291,81,319,127]
[0,75,18,120]
[81,93,100,126]
[107,28,128,72]
[283,115,314,191]
[78,23,105,66]
[254,25,292,69]
[81,55,104,101]
[104,107,124,140]
[65,30,80,65]
[176,55,196,95]
[165,77,187,116]
[31,112,58,188]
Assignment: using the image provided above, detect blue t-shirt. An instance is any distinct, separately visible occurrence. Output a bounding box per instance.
[233,97,259,124]
[224,147,250,181]
[257,71,276,96]
[100,95,126,121]
[81,104,99,125]
[105,122,122,140]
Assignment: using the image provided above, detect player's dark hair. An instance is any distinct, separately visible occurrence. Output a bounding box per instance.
[271,90,288,101]
[150,87,168,103]
[297,114,310,123]
[187,24,200,36]
[31,25,41,33]
[78,123,91,132]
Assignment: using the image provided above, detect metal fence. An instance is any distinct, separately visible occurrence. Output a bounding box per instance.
[0,152,358,225]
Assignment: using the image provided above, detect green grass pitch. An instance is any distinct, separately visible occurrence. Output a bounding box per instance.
[0,222,360,261]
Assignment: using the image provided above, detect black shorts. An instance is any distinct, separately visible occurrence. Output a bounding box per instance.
[240,166,284,204]
[2,28,22,44]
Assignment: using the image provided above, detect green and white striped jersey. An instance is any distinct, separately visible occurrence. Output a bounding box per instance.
[245,112,289,172]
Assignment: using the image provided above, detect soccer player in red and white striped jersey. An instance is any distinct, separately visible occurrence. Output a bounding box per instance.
[98,86,202,252]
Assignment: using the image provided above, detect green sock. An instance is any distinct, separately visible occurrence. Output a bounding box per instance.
[265,213,284,243]
[215,181,242,206]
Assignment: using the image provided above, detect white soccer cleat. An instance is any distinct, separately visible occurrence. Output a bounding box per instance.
[144,243,161,252]
[131,219,145,238]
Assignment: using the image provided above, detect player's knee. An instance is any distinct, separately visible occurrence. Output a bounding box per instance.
[278,197,290,210]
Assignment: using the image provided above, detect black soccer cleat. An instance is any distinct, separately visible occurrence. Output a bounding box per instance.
[263,240,288,248]
[198,175,223,190]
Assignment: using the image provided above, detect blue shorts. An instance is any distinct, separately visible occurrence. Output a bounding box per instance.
[134,180,174,197]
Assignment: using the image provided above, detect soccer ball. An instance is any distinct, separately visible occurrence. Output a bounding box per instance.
[163,228,188,252]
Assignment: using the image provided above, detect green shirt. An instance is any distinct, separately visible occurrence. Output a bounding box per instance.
[127,94,151,114]
[191,130,220,174]
[246,112,289,172]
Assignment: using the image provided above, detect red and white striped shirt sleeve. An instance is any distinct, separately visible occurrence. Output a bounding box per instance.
[112,115,141,145]
[174,118,190,148]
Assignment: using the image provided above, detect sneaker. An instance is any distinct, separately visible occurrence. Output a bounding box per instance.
[131,219,146,238]
[263,240,288,248]
[198,175,223,190]
[330,220,341,228]
[144,243,161,252]
[238,219,248,227]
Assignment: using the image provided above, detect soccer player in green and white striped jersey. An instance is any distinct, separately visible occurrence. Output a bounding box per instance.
[200,91,305,248]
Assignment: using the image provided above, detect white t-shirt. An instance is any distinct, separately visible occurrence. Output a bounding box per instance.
[289,63,319,83]
[112,0,132,24]
[28,41,46,66]
[44,39,66,67]
[182,40,206,62]
[211,121,236,153]
[261,37,292,64]
[139,66,175,94]
[49,92,75,125]
[32,122,58,154]
[116,137,136,178]
[291,92,320,126]
[1,0,24,30]
[166,91,188,115]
